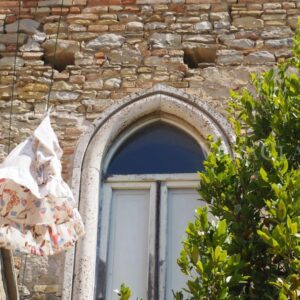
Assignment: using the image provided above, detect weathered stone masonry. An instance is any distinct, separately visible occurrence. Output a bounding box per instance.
[0,0,299,299]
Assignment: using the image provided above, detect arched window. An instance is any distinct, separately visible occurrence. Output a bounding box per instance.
[63,85,233,300]
[106,122,205,176]
[96,121,206,300]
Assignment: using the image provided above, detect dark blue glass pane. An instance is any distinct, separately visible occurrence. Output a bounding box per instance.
[106,122,205,176]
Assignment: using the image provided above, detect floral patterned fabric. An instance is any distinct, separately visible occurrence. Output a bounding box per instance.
[0,114,84,256]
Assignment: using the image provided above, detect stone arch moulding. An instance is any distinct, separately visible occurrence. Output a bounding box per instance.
[62,84,234,300]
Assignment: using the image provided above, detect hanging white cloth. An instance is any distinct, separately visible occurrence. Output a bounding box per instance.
[0,114,84,256]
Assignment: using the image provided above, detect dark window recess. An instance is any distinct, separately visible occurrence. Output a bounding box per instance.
[106,122,205,176]
[184,48,217,69]
[42,51,75,72]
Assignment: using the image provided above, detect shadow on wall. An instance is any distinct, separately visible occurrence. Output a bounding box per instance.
[184,47,217,69]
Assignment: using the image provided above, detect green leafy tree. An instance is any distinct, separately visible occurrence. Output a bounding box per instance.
[175,24,300,300]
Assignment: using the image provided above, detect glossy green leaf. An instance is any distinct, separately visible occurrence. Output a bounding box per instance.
[259,167,269,182]
[277,200,287,221]
[257,230,279,248]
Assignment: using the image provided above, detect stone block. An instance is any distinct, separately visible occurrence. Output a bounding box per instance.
[262,14,286,21]
[44,22,68,34]
[263,3,282,9]
[265,38,293,49]
[194,21,212,32]
[71,32,99,41]
[282,2,295,9]
[214,21,230,30]
[210,12,230,21]
[69,24,87,32]
[23,83,48,92]
[82,6,108,13]
[0,56,24,67]
[177,16,201,23]
[144,56,166,66]
[38,0,72,6]
[75,53,95,66]
[52,81,79,91]
[99,13,117,21]
[108,47,142,66]
[20,40,42,52]
[150,33,181,49]
[70,75,85,84]
[239,10,263,18]
[144,22,167,31]
[247,3,263,10]
[50,91,80,101]
[73,0,87,4]
[86,34,125,50]
[0,33,27,45]
[22,52,44,59]
[104,78,122,89]
[127,21,144,31]
[235,30,259,40]
[216,49,243,65]
[83,80,103,90]
[211,3,228,12]
[32,7,51,14]
[0,1,19,7]
[110,24,126,31]
[233,17,264,29]
[183,34,215,44]
[88,25,109,32]
[67,14,99,21]
[187,3,211,10]
[6,19,40,34]
[264,20,286,27]
[244,51,275,65]
[33,31,46,43]
[224,38,255,49]
[288,16,299,30]
[261,26,294,39]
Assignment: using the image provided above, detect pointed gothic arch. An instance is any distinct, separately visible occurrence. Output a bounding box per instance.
[62,84,234,300]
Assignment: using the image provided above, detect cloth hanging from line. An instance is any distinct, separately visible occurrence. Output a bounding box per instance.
[0,114,84,256]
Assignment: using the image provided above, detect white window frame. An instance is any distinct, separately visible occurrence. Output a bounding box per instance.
[100,181,157,300]
[98,175,199,300]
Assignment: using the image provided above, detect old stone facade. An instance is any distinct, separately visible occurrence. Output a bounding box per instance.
[0,0,299,299]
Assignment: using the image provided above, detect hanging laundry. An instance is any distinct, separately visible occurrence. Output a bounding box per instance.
[0,114,84,256]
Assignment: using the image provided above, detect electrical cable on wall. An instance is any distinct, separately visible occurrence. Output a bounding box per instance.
[46,0,65,111]
[5,1,22,299]
[7,0,22,154]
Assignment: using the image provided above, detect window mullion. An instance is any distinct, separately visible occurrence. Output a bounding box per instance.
[147,182,158,300]
[158,182,168,300]
[96,184,113,299]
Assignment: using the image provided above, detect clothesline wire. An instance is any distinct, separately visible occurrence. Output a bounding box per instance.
[6,1,25,298]
[5,1,64,298]
[46,0,65,111]
[7,0,22,153]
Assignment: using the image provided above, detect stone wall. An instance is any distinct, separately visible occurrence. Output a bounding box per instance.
[0,0,299,299]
